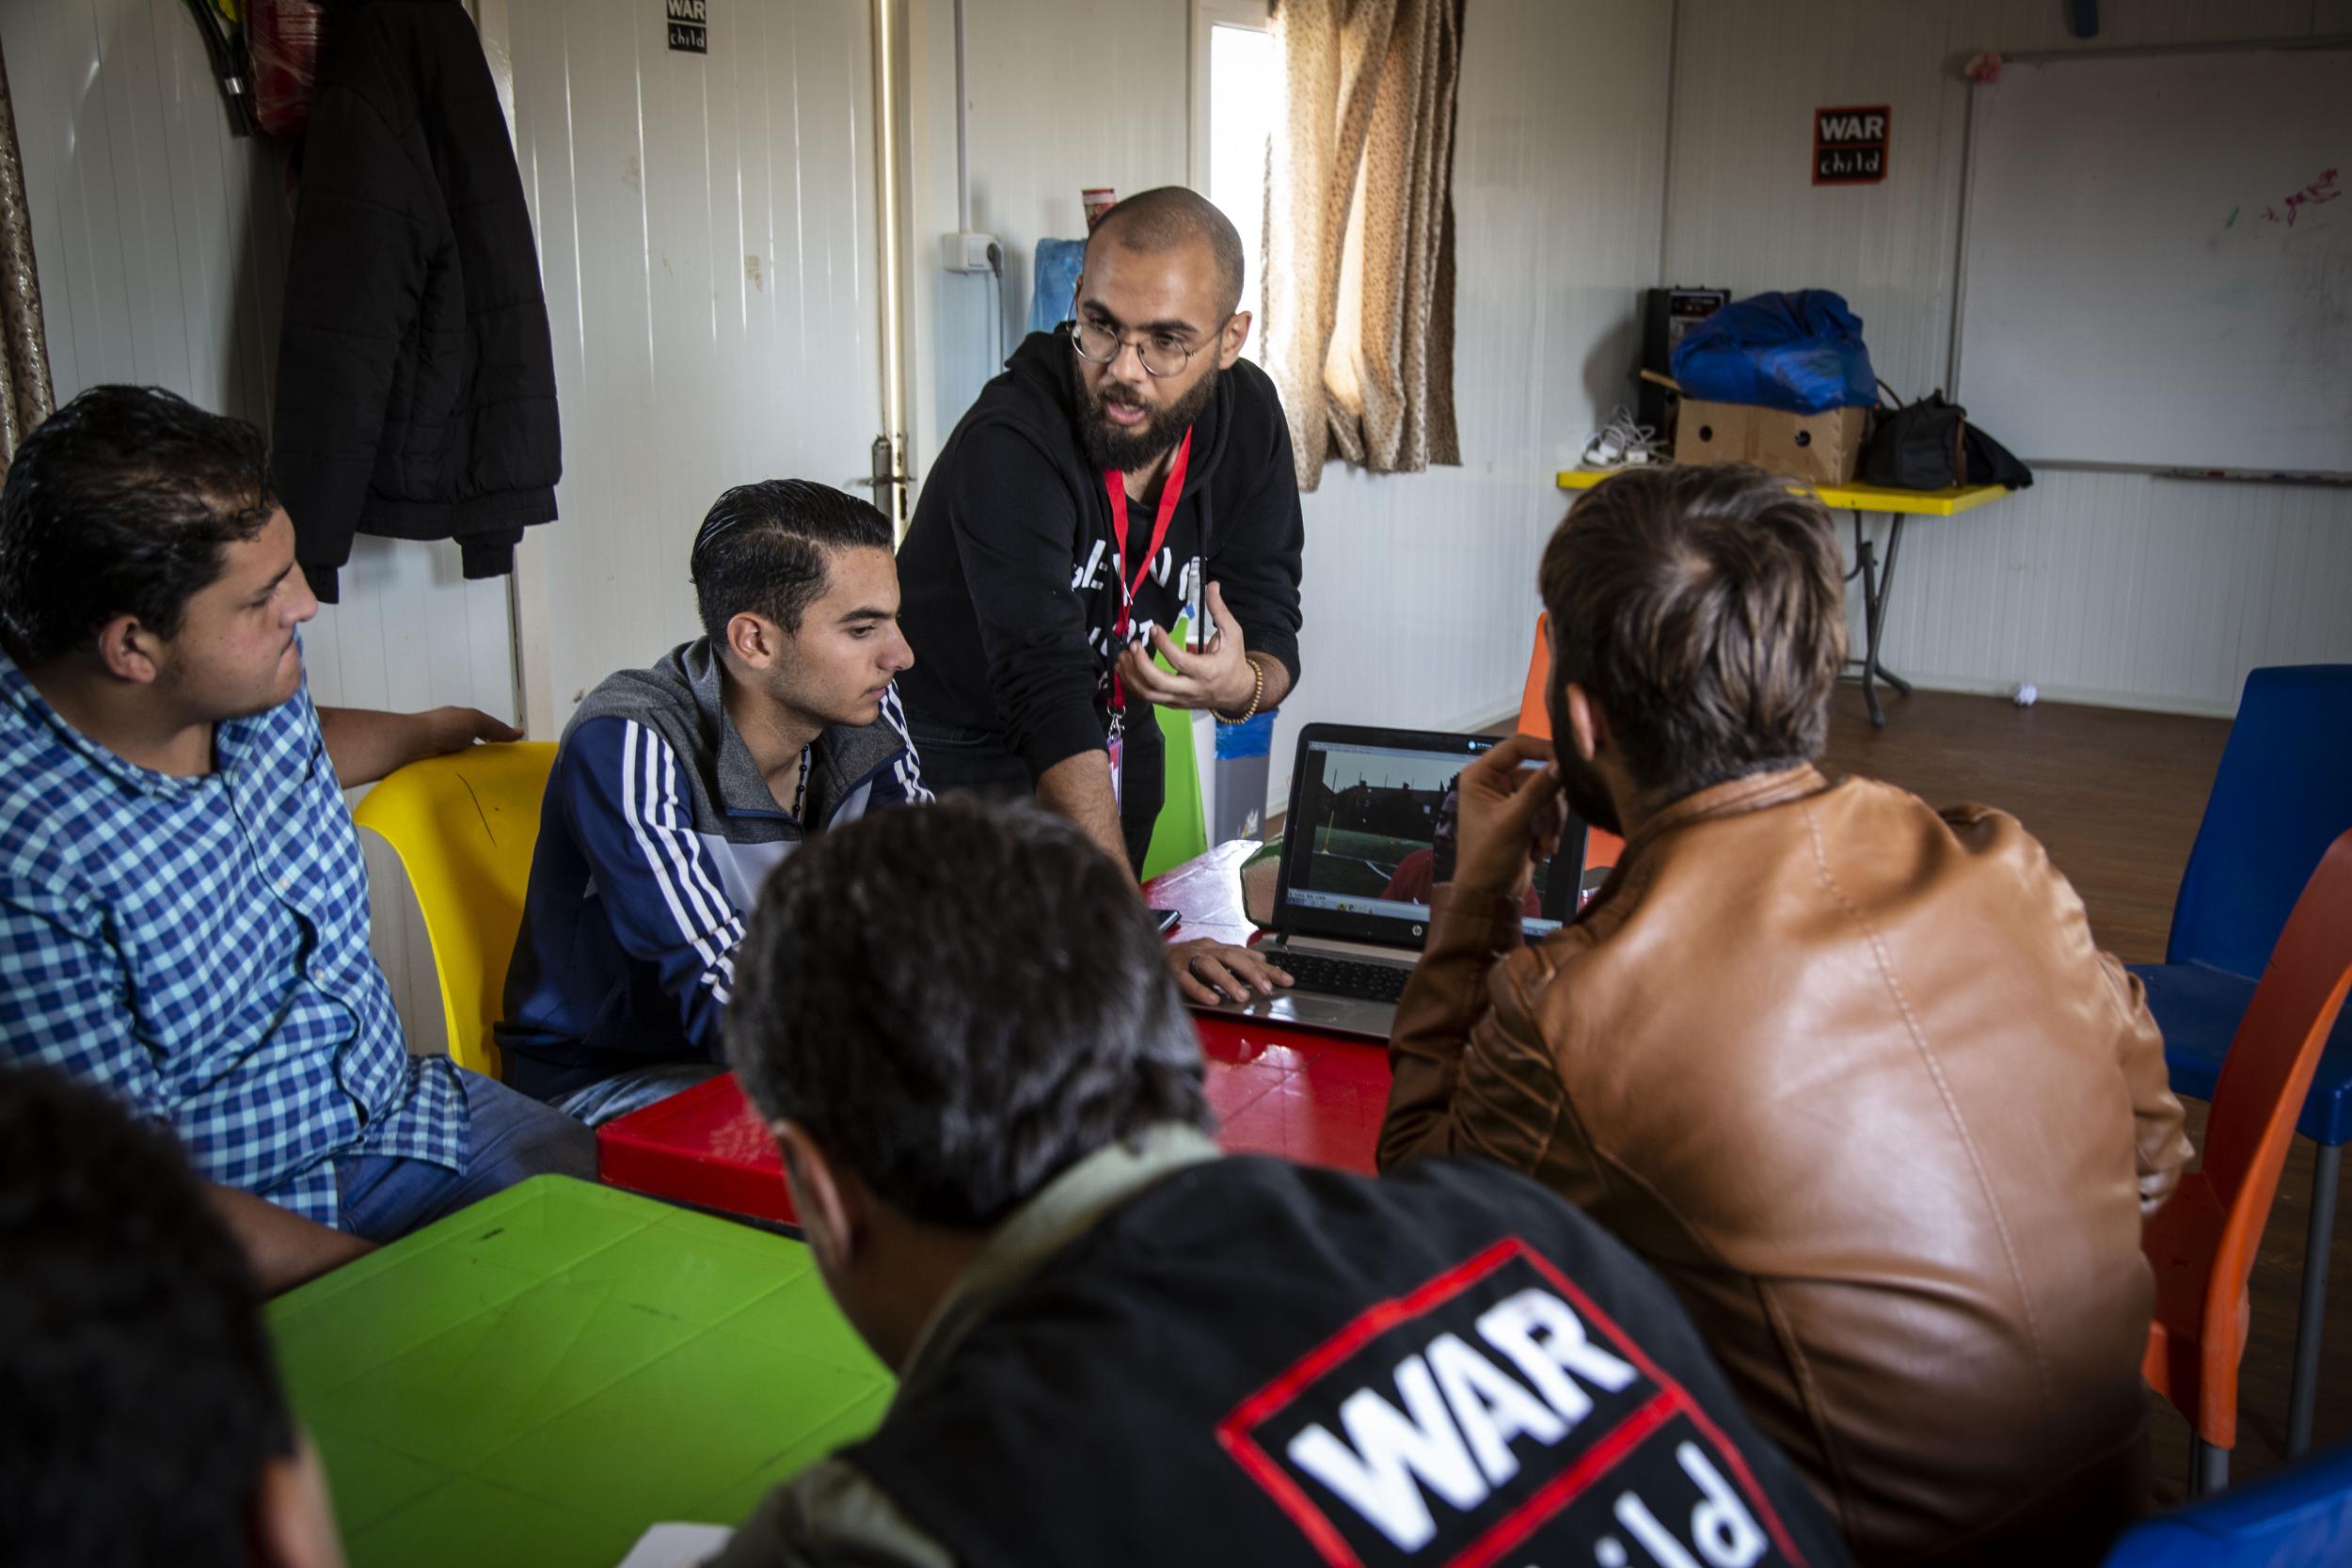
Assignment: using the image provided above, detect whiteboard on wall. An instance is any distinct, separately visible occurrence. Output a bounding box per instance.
[1953,45,2352,474]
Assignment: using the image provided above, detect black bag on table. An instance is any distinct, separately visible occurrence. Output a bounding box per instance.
[1860,384,2034,490]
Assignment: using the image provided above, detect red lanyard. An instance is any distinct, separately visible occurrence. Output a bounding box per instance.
[1103,428,1192,712]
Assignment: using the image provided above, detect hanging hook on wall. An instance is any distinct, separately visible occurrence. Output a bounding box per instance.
[179,0,260,136]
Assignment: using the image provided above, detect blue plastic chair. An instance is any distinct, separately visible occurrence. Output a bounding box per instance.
[2128,665,2352,1459]
[2102,1440,2352,1567]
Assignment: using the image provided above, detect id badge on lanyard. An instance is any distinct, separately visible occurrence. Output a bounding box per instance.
[1103,429,1193,811]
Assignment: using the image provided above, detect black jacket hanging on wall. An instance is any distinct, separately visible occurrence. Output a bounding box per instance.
[272,0,560,603]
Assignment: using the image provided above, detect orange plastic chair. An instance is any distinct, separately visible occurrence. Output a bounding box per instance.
[350,743,557,1079]
[2142,828,2352,1495]
[1517,614,1626,876]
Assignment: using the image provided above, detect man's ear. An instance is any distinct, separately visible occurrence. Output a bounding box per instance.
[93,614,165,686]
[247,1433,346,1568]
[1561,681,1609,766]
[726,611,783,671]
[1217,309,1252,369]
[772,1119,857,1275]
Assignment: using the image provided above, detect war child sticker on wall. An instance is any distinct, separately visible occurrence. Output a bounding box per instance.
[1814,105,1889,185]
[666,0,708,55]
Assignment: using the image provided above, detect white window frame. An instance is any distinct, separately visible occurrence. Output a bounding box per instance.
[1189,0,1273,191]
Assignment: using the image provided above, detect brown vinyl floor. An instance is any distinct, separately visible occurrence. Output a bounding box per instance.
[1821,685,2341,1500]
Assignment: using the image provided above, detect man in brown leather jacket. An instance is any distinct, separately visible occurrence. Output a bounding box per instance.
[1381,464,2192,1567]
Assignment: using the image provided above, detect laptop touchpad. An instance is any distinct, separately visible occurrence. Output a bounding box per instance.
[1250,993,1359,1026]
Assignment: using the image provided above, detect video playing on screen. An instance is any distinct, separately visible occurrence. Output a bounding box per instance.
[1287,740,1561,937]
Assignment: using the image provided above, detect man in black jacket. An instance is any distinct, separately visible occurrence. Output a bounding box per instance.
[708,800,1853,1568]
[897,191,1302,972]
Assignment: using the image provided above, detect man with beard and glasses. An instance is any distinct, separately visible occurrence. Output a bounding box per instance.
[1375,464,2191,1568]
[895,186,1303,1006]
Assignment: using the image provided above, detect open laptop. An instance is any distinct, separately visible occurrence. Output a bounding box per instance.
[1193,721,1588,1041]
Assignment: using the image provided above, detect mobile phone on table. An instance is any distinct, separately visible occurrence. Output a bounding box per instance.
[1150,907,1182,935]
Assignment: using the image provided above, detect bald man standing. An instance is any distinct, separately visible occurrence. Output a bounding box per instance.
[897,187,1304,1006]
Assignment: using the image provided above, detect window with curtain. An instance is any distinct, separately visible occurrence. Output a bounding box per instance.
[1262,0,1464,493]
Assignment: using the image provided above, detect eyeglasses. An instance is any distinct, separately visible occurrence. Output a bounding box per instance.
[1067,309,1227,379]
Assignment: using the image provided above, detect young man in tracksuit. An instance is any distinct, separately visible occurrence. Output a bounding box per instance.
[895,186,1302,1007]
[497,481,928,1126]
[709,800,1854,1568]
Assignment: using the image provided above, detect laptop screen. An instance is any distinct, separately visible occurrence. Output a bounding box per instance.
[1275,724,1588,949]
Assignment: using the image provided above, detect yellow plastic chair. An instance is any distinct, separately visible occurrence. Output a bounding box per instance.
[350,743,555,1078]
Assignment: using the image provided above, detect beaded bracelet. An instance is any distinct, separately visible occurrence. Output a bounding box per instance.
[1216,654,1267,724]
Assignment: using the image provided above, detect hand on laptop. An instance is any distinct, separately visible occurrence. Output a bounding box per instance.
[1453,735,1568,901]
[1168,938,1294,1006]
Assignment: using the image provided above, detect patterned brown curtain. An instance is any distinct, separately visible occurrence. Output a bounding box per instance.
[1263,0,1462,493]
[0,41,53,465]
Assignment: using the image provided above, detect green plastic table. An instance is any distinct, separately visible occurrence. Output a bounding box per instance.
[267,1176,892,1568]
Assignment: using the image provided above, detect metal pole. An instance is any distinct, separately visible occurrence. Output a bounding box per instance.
[871,0,910,538]
[2289,1142,2341,1456]
[954,0,971,234]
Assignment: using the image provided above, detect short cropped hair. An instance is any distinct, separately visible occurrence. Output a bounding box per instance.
[1539,464,1846,801]
[725,799,1212,1228]
[0,386,278,667]
[0,1065,295,1568]
[1089,186,1247,322]
[690,479,894,643]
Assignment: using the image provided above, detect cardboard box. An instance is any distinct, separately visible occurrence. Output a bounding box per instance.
[1674,398,1867,486]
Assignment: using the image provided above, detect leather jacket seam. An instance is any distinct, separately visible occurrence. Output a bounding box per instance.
[1754,1278,1858,1531]
[1494,946,1578,1179]
[1795,798,2058,1422]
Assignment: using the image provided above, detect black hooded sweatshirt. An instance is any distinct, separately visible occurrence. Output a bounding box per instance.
[896,328,1305,784]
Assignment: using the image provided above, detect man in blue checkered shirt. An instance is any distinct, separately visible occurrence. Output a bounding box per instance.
[0,386,594,1293]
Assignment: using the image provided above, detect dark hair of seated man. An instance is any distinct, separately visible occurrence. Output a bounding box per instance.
[727,795,1210,1243]
[0,1064,343,1568]
[690,477,897,644]
[0,383,280,671]
[710,799,1851,1568]
[1537,460,1848,830]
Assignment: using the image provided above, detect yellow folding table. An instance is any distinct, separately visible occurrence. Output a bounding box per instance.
[1556,470,2010,726]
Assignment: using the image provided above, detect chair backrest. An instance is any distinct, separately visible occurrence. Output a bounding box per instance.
[2168,665,2352,974]
[350,743,557,1078]
[2198,830,2352,1311]
[1140,619,1211,879]
[2101,1438,2352,1567]
[1517,613,1626,874]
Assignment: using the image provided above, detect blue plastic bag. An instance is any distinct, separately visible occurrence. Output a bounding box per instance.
[1027,239,1086,336]
[1215,709,1276,759]
[1669,290,1877,414]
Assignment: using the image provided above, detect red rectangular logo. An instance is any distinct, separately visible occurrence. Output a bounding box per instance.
[1215,1238,1815,1568]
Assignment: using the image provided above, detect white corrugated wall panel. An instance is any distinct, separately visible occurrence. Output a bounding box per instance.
[1664,0,2352,718]
[504,0,882,714]
[905,0,1194,476]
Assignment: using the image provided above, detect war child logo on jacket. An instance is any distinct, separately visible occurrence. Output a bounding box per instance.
[1216,1239,1813,1568]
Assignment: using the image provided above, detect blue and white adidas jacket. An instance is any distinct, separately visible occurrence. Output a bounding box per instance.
[496,637,928,1101]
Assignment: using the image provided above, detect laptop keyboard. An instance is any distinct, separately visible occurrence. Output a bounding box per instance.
[1264,948,1412,1005]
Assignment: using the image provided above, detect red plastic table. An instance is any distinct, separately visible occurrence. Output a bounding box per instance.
[597,842,1391,1226]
